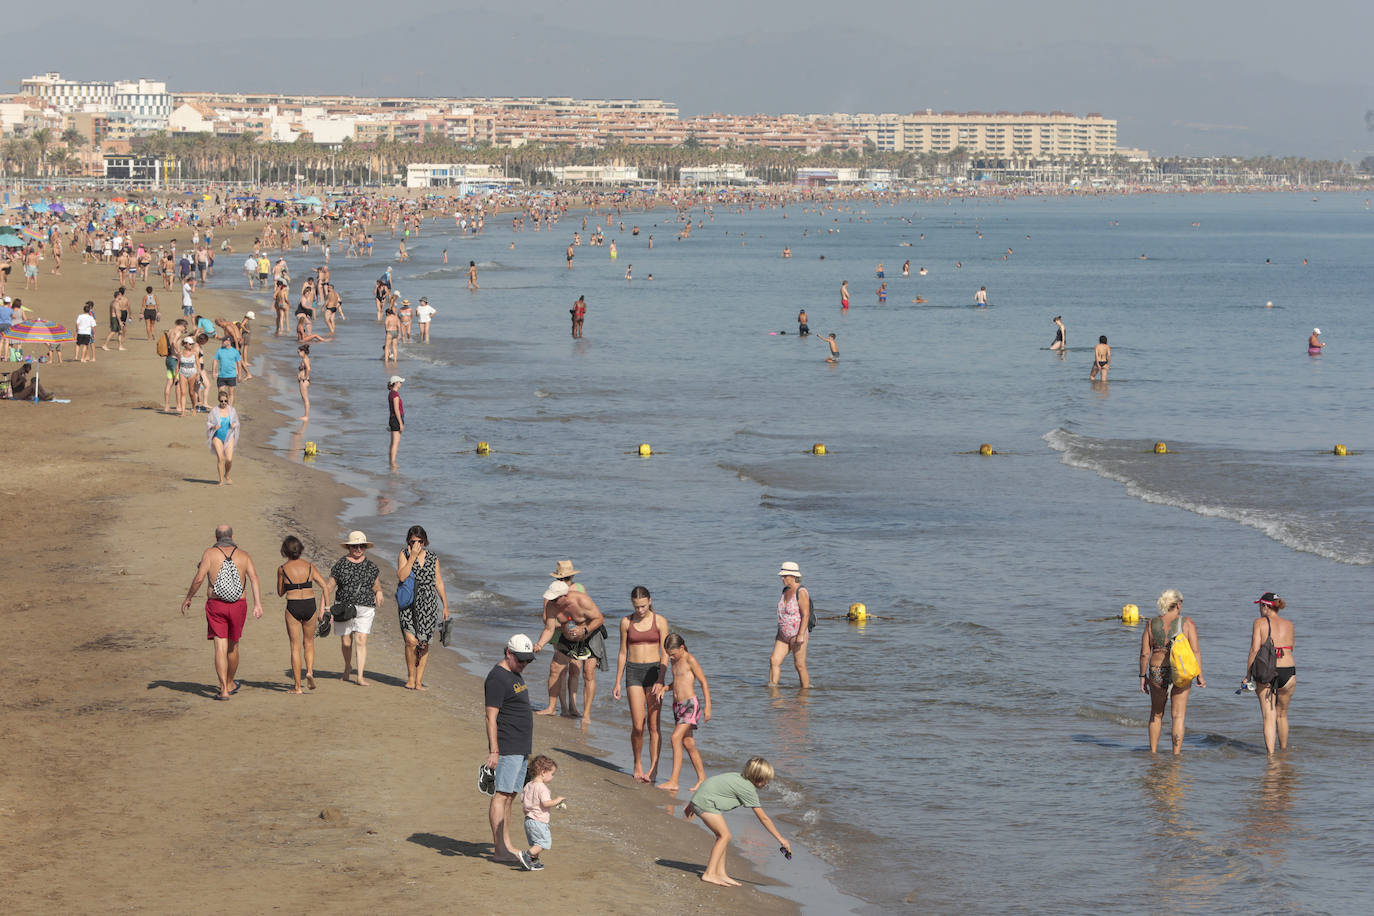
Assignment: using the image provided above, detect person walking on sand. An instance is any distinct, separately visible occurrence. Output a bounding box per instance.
[276,535,328,694]
[683,757,790,887]
[612,586,670,783]
[1242,592,1297,754]
[1090,335,1111,381]
[387,376,405,468]
[180,525,264,700]
[769,561,812,688]
[325,531,384,686]
[658,633,711,793]
[395,524,451,690]
[205,390,240,485]
[485,634,537,866]
[533,577,607,725]
[1050,315,1066,351]
[101,288,128,351]
[1139,589,1206,754]
[519,755,565,870]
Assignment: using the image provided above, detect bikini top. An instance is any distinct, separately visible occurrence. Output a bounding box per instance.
[626,612,661,645]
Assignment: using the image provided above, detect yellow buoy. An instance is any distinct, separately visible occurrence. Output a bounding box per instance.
[303,441,318,456]
[1154,442,1168,454]
[979,443,993,456]
[476,441,491,455]
[1333,444,1347,456]
[848,602,867,621]
[638,443,652,457]
[812,443,827,455]
[1121,603,1140,625]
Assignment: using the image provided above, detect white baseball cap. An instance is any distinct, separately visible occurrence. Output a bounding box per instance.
[506,634,537,661]
[388,375,405,385]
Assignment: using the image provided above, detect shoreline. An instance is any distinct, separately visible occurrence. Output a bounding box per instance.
[1,232,806,913]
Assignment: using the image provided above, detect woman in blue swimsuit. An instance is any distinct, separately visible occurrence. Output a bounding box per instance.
[205,390,240,486]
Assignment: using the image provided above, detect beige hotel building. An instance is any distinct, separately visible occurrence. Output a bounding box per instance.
[832,110,1117,157]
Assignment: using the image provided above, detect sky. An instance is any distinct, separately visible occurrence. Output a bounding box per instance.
[8,0,1374,160]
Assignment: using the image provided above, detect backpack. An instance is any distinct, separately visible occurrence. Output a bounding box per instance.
[799,586,816,633]
[1168,617,1200,688]
[212,547,245,603]
[156,330,171,357]
[1249,619,1278,685]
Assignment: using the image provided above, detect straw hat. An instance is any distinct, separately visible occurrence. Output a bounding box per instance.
[341,530,373,548]
[778,561,802,579]
[550,560,580,578]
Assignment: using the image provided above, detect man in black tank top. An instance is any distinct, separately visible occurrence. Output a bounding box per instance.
[181,524,264,700]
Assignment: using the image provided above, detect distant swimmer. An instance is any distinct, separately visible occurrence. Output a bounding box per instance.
[1090,335,1111,381]
[918,267,928,276]
[821,333,839,364]
[782,246,791,258]
[912,296,926,303]
[797,309,809,336]
[902,260,910,277]
[876,283,887,303]
[566,243,575,268]
[1050,315,1066,351]
[875,263,884,279]
[1308,327,1324,355]
[973,286,989,307]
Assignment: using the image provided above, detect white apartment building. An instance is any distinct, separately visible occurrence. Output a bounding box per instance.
[548,165,645,185]
[838,110,1117,158]
[21,73,172,131]
[680,163,750,185]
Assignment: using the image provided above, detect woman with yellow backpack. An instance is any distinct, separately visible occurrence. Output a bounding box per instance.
[1139,589,1206,754]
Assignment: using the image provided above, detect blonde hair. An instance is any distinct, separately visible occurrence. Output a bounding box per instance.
[1156,589,1183,615]
[741,756,775,787]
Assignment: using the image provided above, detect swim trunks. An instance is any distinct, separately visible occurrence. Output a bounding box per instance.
[206,596,247,641]
[673,695,702,727]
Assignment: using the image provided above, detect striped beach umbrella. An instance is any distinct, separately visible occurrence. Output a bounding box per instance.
[17,226,45,241]
[3,320,74,402]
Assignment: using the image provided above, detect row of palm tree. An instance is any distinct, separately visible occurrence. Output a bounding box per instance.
[0,129,1363,185]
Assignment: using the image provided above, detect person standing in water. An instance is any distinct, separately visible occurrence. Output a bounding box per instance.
[840,281,850,312]
[1308,328,1324,355]
[571,295,586,339]
[821,333,839,364]
[797,309,809,336]
[973,286,989,307]
[1050,316,1066,351]
[1090,335,1111,381]
[467,260,479,291]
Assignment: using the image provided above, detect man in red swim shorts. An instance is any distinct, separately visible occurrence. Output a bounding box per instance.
[181,524,264,700]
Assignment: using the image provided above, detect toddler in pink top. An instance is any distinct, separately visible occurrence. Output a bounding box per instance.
[519,755,565,870]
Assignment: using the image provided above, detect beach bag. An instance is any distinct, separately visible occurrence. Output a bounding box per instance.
[439,617,453,647]
[396,560,416,611]
[212,550,244,603]
[156,330,171,357]
[801,586,816,633]
[1169,618,1200,688]
[1249,620,1278,685]
[331,602,357,622]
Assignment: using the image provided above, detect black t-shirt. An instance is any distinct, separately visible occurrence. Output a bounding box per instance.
[484,664,532,756]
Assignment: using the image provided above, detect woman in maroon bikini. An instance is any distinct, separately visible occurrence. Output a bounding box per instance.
[612,586,671,782]
[1244,592,1297,754]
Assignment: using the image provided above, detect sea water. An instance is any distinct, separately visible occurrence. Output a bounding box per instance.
[260,191,1374,913]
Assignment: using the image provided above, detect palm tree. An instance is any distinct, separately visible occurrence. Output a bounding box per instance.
[30,128,53,176]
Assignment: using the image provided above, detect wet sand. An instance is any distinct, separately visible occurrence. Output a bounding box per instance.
[0,223,795,914]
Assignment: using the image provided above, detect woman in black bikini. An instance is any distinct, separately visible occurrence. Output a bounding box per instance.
[276,535,329,694]
[612,586,672,782]
[1139,588,1206,754]
[1244,592,1297,754]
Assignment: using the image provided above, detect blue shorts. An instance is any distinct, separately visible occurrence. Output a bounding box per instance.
[493,754,528,795]
[524,818,552,849]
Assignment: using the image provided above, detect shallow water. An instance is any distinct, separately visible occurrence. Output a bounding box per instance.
[261,192,1374,913]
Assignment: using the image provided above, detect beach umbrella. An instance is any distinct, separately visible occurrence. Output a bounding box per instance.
[110,196,127,203]
[17,226,45,241]
[0,233,23,247]
[143,214,157,223]
[3,319,74,401]
[49,203,66,213]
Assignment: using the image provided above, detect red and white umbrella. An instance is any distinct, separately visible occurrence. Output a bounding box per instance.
[3,319,74,401]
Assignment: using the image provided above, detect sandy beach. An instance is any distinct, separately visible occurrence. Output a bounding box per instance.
[0,220,796,914]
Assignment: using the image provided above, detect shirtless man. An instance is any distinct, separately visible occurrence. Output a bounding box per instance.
[1090,335,1111,381]
[533,578,605,726]
[821,332,839,364]
[180,524,264,700]
[974,286,989,307]
[101,288,129,351]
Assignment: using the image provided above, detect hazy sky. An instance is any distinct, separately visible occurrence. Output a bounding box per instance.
[9,0,1373,159]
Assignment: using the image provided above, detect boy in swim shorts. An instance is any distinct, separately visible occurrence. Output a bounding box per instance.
[658,633,710,793]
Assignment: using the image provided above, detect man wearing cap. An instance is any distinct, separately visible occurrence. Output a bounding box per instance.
[534,570,606,726]
[485,634,536,866]
[180,524,264,700]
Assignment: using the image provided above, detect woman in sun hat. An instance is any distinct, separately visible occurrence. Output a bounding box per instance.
[387,376,405,468]
[325,531,384,685]
[768,562,812,688]
[1243,592,1297,753]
